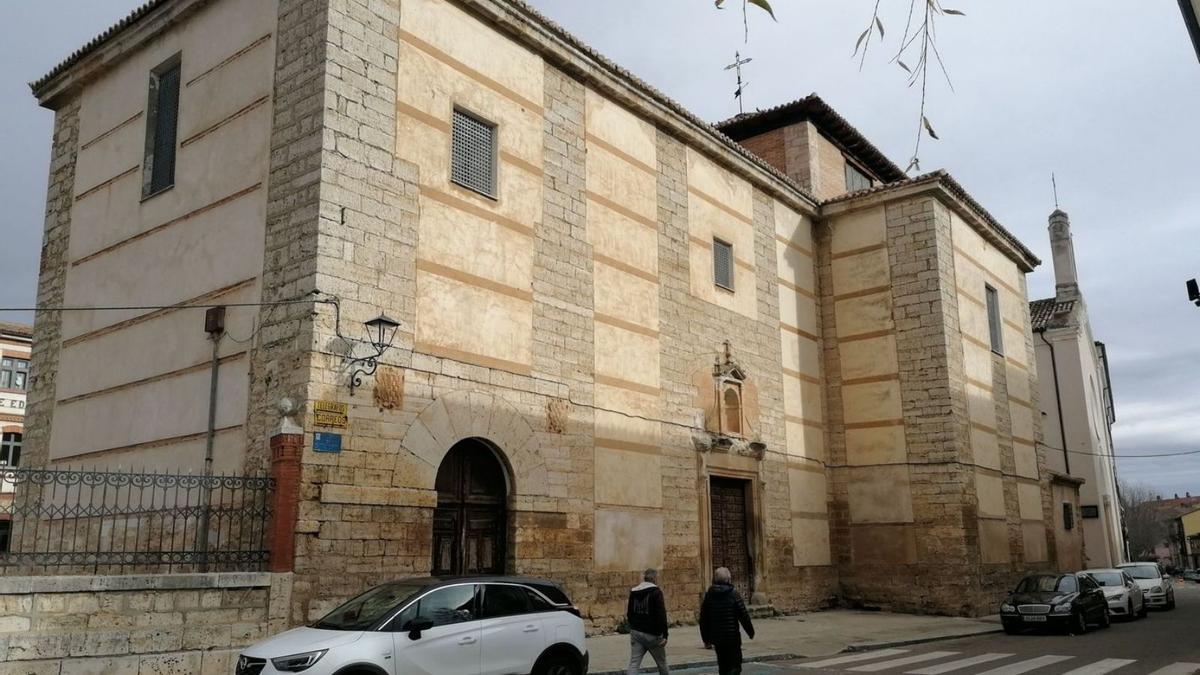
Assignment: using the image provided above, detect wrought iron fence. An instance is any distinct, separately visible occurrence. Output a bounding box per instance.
[0,466,272,575]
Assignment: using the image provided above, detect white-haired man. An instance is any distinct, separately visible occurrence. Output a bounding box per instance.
[699,567,754,675]
[626,568,670,675]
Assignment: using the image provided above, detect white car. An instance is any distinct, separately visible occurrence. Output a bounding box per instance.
[1117,562,1176,610]
[1084,568,1147,620]
[236,577,588,675]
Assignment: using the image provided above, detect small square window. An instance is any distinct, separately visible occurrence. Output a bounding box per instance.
[451,108,498,198]
[845,162,872,192]
[142,54,182,198]
[985,284,1004,355]
[713,239,734,291]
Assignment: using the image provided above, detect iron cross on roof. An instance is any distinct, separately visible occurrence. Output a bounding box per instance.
[725,51,753,115]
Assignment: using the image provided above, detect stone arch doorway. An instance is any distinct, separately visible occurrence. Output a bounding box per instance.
[431,438,509,576]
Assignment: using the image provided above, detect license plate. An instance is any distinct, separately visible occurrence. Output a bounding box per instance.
[1023,616,1047,622]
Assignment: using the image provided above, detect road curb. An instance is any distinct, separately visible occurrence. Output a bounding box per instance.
[590,627,1002,674]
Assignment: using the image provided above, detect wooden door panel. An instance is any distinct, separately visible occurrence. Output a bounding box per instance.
[710,477,752,600]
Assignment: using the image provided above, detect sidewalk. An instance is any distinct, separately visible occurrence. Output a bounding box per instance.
[588,610,1001,674]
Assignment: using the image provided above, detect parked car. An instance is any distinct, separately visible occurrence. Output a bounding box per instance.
[999,572,1110,635]
[236,576,587,675]
[1182,569,1200,583]
[1084,568,1147,620]
[1118,561,1176,610]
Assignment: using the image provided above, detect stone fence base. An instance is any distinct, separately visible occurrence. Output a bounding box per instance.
[0,572,293,674]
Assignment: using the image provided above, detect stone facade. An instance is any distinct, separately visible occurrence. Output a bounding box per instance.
[0,573,291,674]
[23,0,1059,630]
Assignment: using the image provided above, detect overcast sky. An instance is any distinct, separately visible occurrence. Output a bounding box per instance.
[1,1,1198,496]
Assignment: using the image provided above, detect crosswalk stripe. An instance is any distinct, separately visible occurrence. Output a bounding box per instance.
[797,649,911,669]
[849,652,961,672]
[907,653,1016,674]
[1146,664,1200,675]
[974,655,1074,675]
[1060,659,1137,675]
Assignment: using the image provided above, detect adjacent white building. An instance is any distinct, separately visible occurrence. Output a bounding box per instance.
[1031,209,1125,569]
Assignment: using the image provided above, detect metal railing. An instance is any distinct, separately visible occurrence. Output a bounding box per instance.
[0,466,272,575]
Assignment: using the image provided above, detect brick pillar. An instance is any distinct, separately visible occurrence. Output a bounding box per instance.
[269,432,303,573]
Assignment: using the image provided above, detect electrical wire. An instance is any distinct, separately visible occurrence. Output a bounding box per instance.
[0,299,317,313]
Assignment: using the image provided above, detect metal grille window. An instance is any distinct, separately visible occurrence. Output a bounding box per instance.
[985,284,1004,354]
[0,432,20,467]
[845,162,873,192]
[1063,502,1075,531]
[142,54,182,198]
[0,358,27,390]
[713,239,734,291]
[451,108,498,198]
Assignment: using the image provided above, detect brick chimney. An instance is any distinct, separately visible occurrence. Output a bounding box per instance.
[1048,209,1080,302]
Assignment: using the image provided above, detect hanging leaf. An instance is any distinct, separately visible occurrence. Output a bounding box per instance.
[907,156,921,173]
[853,28,871,55]
[943,8,966,15]
[715,0,726,7]
[747,0,777,20]
[875,16,885,38]
[923,116,940,140]
[898,60,912,73]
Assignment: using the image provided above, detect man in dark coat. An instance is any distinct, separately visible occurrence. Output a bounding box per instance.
[699,567,754,675]
[626,568,670,675]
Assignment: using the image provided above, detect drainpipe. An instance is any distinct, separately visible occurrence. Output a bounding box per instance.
[198,306,226,571]
[1038,328,1071,476]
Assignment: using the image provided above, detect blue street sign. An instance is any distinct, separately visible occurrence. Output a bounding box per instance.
[313,432,342,453]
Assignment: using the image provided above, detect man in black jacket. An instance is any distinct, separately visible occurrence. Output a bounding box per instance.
[626,568,670,675]
[699,567,754,675]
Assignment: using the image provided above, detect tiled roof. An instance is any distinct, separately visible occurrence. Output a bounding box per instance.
[1030,297,1075,331]
[715,94,907,184]
[825,170,1042,270]
[29,0,172,93]
[0,321,34,340]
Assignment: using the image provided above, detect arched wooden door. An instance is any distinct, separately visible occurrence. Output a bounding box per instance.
[432,439,508,576]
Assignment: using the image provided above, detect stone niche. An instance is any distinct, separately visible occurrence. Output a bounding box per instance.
[693,342,763,450]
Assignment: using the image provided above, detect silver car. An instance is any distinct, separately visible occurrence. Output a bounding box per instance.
[1118,561,1176,610]
[1085,568,1147,620]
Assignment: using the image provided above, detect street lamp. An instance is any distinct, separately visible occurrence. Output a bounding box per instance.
[348,313,401,394]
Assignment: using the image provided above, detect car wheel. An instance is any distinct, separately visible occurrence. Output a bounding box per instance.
[1099,608,1110,629]
[1070,609,1088,635]
[1138,599,1149,618]
[1126,600,1135,621]
[1003,621,1020,635]
[1167,591,1176,610]
[534,654,582,675]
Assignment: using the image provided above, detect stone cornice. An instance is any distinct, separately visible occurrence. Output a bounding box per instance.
[30,0,213,109]
[819,173,1041,273]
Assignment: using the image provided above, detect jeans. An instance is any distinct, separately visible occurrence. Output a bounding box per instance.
[627,629,669,675]
[713,641,743,675]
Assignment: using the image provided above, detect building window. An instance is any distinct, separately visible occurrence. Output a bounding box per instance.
[845,162,872,192]
[142,54,182,198]
[1062,502,1075,531]
[985,284,1004,355]
[0,358,27,391]
[713,239,734,291]
[0,521,10,553]
[0,432,20,467]
[451,108,498,198]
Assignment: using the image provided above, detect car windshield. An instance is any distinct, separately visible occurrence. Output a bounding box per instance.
[1121,565,1160,580]
[1015,575,1075,593]
[1089,572,1124,587]
[312,582,426,631]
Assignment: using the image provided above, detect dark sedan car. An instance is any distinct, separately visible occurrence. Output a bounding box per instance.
[1000,573,1110,635]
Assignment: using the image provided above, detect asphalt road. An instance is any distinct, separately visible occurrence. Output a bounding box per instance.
[670,584,1200,675]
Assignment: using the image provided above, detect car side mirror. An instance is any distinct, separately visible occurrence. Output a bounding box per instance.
[404,617,435,640]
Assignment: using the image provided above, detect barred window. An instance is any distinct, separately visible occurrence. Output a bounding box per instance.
[845,162,872,192]
[1062,502,1075,531]
[451,108,498,198]
[985,284,1004,354]
[0,432,20,467]
[713,239,734,291]
[142,54,182,198]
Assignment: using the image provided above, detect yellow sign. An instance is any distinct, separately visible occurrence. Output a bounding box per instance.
[313,400,349,429]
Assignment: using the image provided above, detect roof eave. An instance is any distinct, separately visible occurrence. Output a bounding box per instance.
[30,0,211,109]
[819,172,1041,273]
